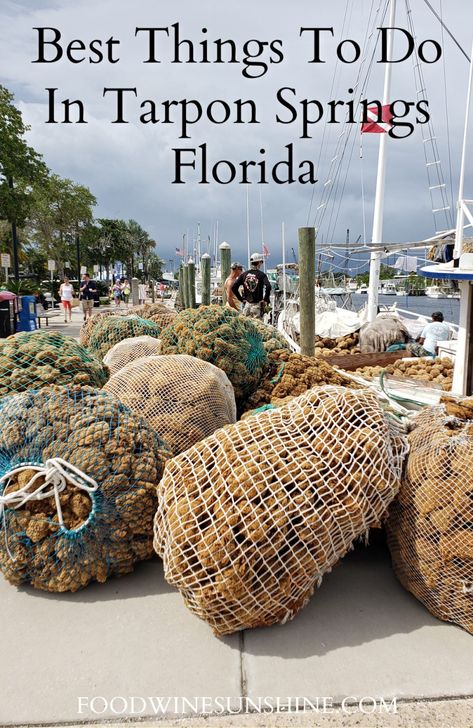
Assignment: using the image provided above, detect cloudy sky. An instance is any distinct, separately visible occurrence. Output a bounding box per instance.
[0,0,471,272]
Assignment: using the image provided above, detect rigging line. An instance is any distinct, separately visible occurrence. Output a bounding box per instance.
[439,0,455,217]
[307,0,354,225]
[421,0,470,62]
[405,0,454,231]
[314,0,389,233]
[327,122,360,243]
[312,0,381,228]
[360,137,367,244]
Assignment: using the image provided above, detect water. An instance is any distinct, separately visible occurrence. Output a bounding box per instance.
[350,294,460,325]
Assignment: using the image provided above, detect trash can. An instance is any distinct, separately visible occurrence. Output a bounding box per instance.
[0,293,17,338]
[17,295,38,332]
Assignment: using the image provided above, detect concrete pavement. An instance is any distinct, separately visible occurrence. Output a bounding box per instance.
[1,540,472,726]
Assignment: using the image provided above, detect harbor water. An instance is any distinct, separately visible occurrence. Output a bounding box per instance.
[351,293,461,325]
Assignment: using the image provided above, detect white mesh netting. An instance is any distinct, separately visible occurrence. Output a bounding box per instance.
[386,400,473,634]
[104,354,237,456]
[103,336,162,376]
[154,386,408,635]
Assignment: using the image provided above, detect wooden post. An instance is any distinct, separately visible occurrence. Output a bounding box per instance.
[131,277,139,307]
[178,267,185,309]
[188,259,196,308]
[298,227,316,357]
[219,242,231,305]
[182,264,189,308]
[201,253,211,306]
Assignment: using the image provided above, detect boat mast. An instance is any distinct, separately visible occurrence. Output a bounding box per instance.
[282,221,287,313]
[196,222,202,271]
[452,39,473,395]
[367,0,396,322]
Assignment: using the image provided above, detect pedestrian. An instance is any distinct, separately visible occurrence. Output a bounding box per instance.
[122,278,131,306]
[80,273,97,322]
[231,253,271,319]
[112,279,122,308]
[59,276,74,323]
[159,282,165,300]
[408,311,451,357]
[224,262,244,311]
[138,282,147,305]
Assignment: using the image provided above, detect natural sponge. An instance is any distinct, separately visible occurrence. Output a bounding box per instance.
[155,386,407,635]
[160,305,267,403]
[0,386,169,592]
[104,354,237,455]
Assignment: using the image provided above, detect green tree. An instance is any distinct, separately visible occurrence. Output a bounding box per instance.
[147,252,164,281]
[0,85,48,278]
[27,173,96,277]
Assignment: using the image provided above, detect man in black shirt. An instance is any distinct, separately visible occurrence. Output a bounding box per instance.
[231,253,271,319]
[80,273,97,321]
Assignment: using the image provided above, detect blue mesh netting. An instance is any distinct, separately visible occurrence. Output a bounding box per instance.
[88,315,162,360]
[160,305,268,403]
[0,386,169,592]
[0,331,109,397]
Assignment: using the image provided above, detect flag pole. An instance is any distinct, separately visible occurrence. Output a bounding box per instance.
[367,0,396,322]
[246,184,251,267]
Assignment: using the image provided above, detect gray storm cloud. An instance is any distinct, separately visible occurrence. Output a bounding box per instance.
[0,0,471,268]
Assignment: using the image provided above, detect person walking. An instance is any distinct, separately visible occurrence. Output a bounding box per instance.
[80,273,97,322]
[121,278,131,306]
[224,262,244,311]
[59,276,74,323]
[112,279,122,308]
[231,253,271,319]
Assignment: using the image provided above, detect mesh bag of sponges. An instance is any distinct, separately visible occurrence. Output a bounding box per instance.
[250,319,290,355]
[104,355,237,456]
[80,308,130,347]
[386,398,473,634]
[160,305,267,403]
[88,315,162,360]
[0,331,108,396]
[132,303,177,331]
[0,386,169,592]
[103,336,162,376]
[154,386,408,635]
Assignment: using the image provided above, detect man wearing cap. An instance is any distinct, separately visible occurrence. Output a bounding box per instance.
[224,262,244,311]
[231,253,271,319]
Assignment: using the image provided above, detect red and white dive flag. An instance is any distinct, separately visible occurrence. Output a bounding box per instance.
[262,244,270,257]
[361,105,393,134]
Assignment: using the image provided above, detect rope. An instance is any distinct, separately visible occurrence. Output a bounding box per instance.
[421,0,470,62]
[0,458,98,531]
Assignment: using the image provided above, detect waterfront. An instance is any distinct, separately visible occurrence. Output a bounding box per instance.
[350,293,461,325]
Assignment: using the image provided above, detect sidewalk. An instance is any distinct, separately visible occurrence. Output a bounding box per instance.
[1,539,472,726]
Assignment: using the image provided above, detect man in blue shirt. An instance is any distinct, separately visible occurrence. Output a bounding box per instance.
[80,273,97,322]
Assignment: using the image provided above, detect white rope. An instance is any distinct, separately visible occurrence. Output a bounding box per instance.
[0,458,98,530]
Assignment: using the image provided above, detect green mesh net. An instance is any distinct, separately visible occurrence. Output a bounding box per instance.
[79,308,130,347]
[0,386,170,592]
[0,331,109,397]
[250,319,291,354]
[160,305,268,403]
[88,315,162,360]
